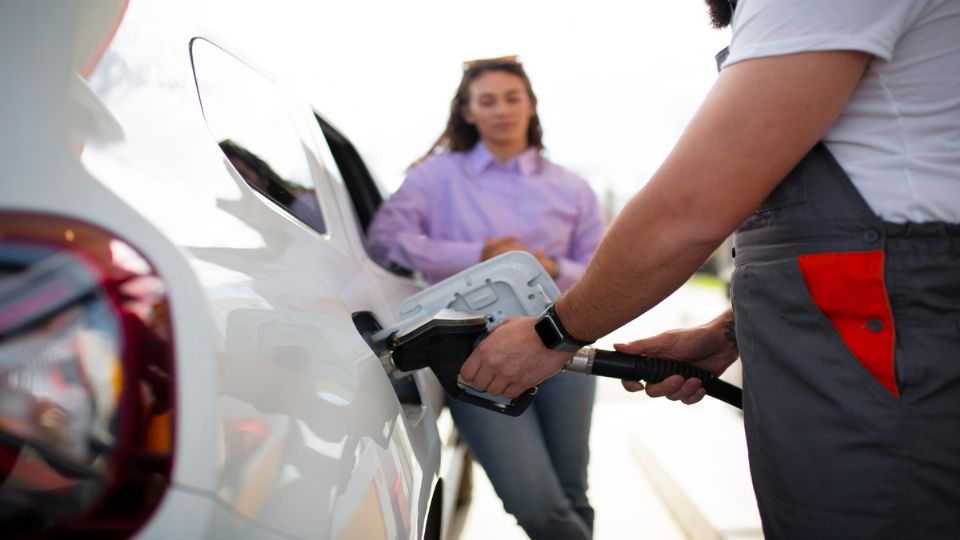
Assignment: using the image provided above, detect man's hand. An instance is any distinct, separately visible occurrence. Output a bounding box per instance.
[619,310,739,405]
[481,236,527,261]
[460,317,574,398]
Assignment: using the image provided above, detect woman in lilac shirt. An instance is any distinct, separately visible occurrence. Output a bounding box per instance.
[367,56,605,539]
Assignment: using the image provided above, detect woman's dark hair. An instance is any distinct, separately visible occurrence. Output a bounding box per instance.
[416,57,544,165]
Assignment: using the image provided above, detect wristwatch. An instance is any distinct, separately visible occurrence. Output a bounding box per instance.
[534,304,593,352]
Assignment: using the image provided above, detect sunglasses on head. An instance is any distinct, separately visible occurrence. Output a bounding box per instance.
[462,55,521,72]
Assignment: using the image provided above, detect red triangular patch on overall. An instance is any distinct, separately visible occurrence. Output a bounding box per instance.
[797,250,898,397]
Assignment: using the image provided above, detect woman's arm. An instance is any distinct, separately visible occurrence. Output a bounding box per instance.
[552,183,608,291]
[366,171,484,278]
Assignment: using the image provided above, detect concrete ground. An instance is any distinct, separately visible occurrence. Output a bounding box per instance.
[456,280,763,540]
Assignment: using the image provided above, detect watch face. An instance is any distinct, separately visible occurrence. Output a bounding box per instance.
[534,316,561,348]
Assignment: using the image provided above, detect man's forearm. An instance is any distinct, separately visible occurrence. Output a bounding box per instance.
[554,190,727,341]
[552,51,870,343]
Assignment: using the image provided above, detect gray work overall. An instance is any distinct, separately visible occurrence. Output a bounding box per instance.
[729,137,960,537]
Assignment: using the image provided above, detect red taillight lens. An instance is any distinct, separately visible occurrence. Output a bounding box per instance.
[0,212,174,537]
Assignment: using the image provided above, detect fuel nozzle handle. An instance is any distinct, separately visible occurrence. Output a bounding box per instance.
[566,348,743,409]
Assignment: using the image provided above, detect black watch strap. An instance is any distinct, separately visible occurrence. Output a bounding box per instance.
[535,304,593,352]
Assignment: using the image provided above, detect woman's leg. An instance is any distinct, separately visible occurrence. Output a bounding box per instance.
[448,392,592,540]
[532,372,597,532]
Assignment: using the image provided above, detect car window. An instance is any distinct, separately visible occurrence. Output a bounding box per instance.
[315,114,414,277]
[314,114,382,235]
[190,39,326,235]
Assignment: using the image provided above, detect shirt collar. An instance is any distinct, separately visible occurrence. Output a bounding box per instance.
[464,142,540,177]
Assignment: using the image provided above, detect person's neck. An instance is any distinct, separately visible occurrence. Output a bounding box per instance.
[484,140,529,163]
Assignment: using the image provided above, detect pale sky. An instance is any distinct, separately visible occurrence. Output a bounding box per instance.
[200,0,731,212]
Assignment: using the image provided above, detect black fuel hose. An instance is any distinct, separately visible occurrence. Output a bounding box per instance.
[573,349,743,409]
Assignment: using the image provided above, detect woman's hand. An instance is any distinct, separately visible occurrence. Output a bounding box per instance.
[618,309,738,405]
[482,239,558,278]
[532,249,558,278]
[481,235,527,260]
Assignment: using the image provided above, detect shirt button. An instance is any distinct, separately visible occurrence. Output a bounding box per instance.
[866,318,884,332]
[862,229,880,243]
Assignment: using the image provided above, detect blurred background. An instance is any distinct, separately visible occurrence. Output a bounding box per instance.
[198,0,731,216]
[196,2,756,537]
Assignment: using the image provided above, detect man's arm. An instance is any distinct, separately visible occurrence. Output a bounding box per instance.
[557,50,870,339]
[461,50,871,398]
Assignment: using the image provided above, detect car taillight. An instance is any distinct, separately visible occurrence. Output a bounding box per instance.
[0,212,174,538]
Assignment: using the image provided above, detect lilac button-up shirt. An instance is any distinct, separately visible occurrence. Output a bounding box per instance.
[366,143,606,291]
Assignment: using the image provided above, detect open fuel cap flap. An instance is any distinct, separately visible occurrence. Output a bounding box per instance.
[372,252,560,416]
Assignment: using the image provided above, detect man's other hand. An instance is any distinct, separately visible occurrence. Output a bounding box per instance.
[618,310,739,404]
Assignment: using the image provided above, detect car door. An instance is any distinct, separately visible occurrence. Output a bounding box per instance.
[188,37,431,539]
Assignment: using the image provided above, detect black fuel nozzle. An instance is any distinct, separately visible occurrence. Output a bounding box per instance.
[380,309,537,416]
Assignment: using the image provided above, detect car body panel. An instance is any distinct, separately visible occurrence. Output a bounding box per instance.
[1,1,463,538]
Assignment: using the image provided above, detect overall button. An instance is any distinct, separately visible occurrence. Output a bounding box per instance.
[866,318,884,332]
[862,229,880,243]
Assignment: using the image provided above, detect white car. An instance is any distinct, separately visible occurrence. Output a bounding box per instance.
[0,2,471,538]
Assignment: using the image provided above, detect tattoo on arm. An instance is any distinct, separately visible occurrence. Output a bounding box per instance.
[722,318,738,350]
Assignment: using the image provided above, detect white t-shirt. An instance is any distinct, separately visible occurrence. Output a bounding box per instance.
[724,0,960,223]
